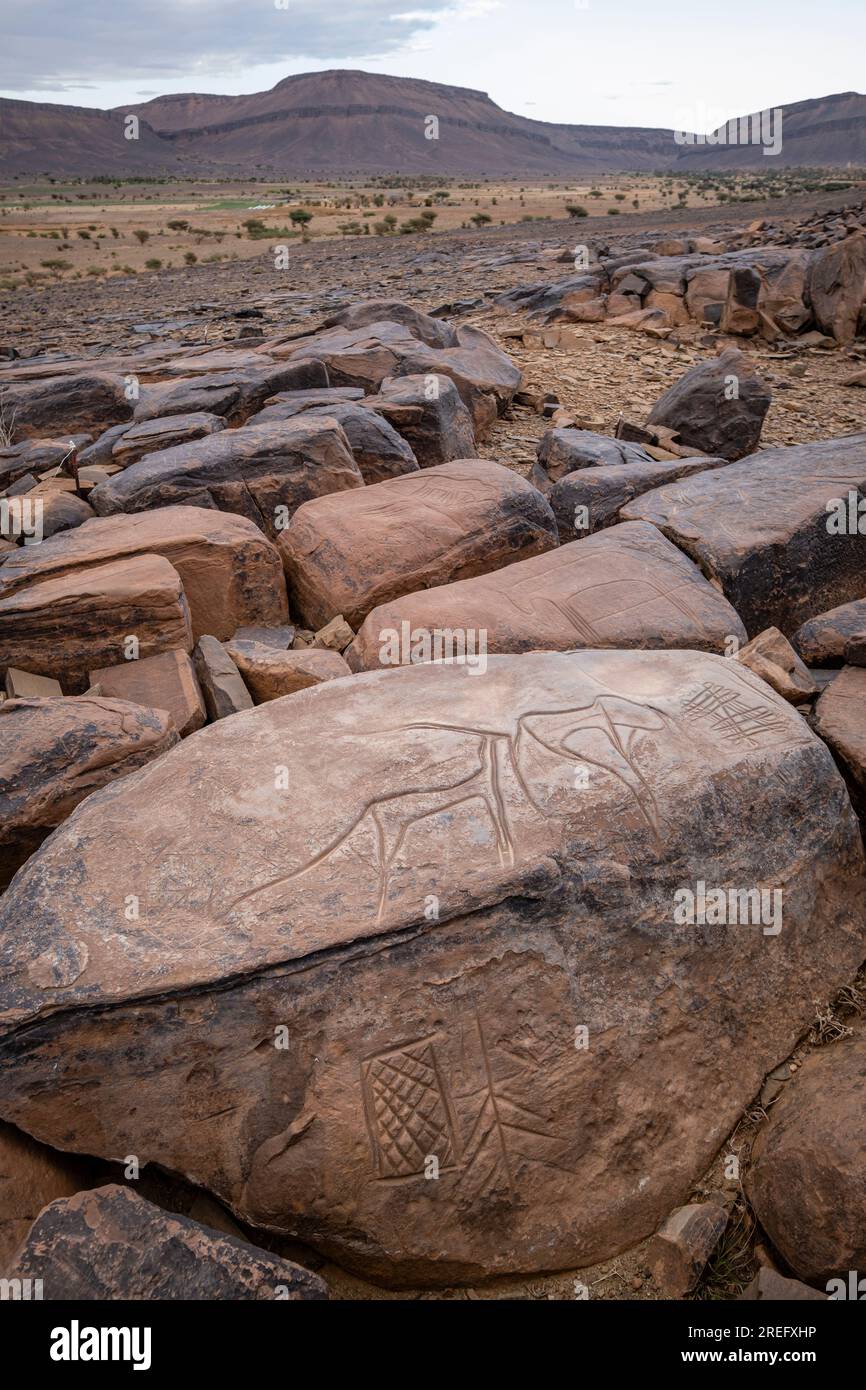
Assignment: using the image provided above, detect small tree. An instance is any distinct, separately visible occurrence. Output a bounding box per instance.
[565,204,588,218]
[289,209,313,228]
[133,229,149,245]
[470,213,492,227]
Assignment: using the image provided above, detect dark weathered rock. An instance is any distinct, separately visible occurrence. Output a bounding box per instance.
[537,429,658,484]
[111,412,226,466]
[0,554,193,691]
[251,401,419,484]
[622,435,866,636]
[648,1201,729,1296]
[89,417,363,538]
[646,349,771,461]
[0,1121,98,1273]
[279,458,558,630]
[550,456,728,538]
[0,374,133,441]
[365,374,477,467]
[89,651,206,738]
[794,598,866,666]
[0,651,861,1284]
[132,359,329,425]
[348,521,746,670]
[0,695,177,888]
[35,491,96,540]
[0,506,288,642]
[193,637,253,721]
[6,1185,328,1300]
[319,299,456,349]
[747,1030,866,1284]
[740,1268,826,1301]
[808,233,866,344]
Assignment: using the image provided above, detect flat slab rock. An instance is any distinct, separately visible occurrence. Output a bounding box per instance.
[622,434,866,637]
[0,506,288,643]
[90,651,206,739]
[279,458,558,630]
[747,1029,866,1284]
[89,416,363,539]
[550,456,728,538]
[0,693,176,890]
[0,553,193,692]
[348,521,746,671]
[226,641,350,703]
[0,651,862,1284]
[7,1185,328,1300]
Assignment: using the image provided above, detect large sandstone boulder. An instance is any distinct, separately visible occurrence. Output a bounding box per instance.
[111,412,226,466]
[348,521,746,671]
[622,434,866,636]
[0,554,193,691]
[365,374,477,467]
[279,459,558,630]
[646,349,771,461]
[132,360,329,425]
[6,1185,328,1300]
[808,234,866,345]
[0,373,133,441]
[0,507,289,642]
[550,456,728,538]
[1,651,861,1284]
[747,1030,866,1283]
[0,695,177,888]
[89,417,363,538]
[794,598,866,666]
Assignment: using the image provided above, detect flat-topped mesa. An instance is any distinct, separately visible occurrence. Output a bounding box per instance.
[622,433,866,637]
[0,506,289,642]
[347,521,747,671]
[0,651,862,1284]
[279,458,558,631]
[89,416,364,538]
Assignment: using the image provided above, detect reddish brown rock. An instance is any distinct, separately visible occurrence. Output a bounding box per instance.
[349,521,746,671]
[813,665,866,814]
[0,506,289,643]
[89,416,363,537]
[550,456,729,538]
[736,627,818,703]
[740,1269,827,1301]
[646,348,771,461]
[365,374,477,466]
[648,1201,730,1296]
[249,399,418,484]
[226,641,351,703]
[747,1030,866,1284]
[809,233,866,344]
[111,411,226,466]
[90,651,206,738]
[279,458,558,630]
[0,554,193,692]
[0,694,177,888]
[193,637,253,720]
[794,598,866,666]
[0,651,861,1284]
[0,1122,98,1274]
[6,1185,328,1300]
[0,373,133,441]
[623,435,866,637]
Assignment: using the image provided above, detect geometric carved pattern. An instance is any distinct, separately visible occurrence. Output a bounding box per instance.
[362,1037,459,1180]
[682,680,790,747]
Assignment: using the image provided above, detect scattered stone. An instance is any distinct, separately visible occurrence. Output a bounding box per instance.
[193,637,253,721]
[5,669,62,699]
[226,641,351,702]
[0,694,177,888]
[646,348,771,460]
[0,554,193,692]
[736,627,818,703]
[747,1029,866,1284]
[279,458,558,630]
[809,233,866,344]
[0,650,861,1283]
[739,1269,826,1301]
[89,650,206,738]
[648,1201,730,1297]
[311,615,355,652]
[231,624,296,650]
[6,1185,328,1300]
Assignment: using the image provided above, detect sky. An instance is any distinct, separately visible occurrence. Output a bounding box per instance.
[0,0,863,131]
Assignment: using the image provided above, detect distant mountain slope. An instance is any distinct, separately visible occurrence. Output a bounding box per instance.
[1,71,864,177]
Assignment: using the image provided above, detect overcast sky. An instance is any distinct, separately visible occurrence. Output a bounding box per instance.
[1,0,863,129]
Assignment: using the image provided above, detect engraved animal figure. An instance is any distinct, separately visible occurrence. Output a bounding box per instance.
[245,695,674,922]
